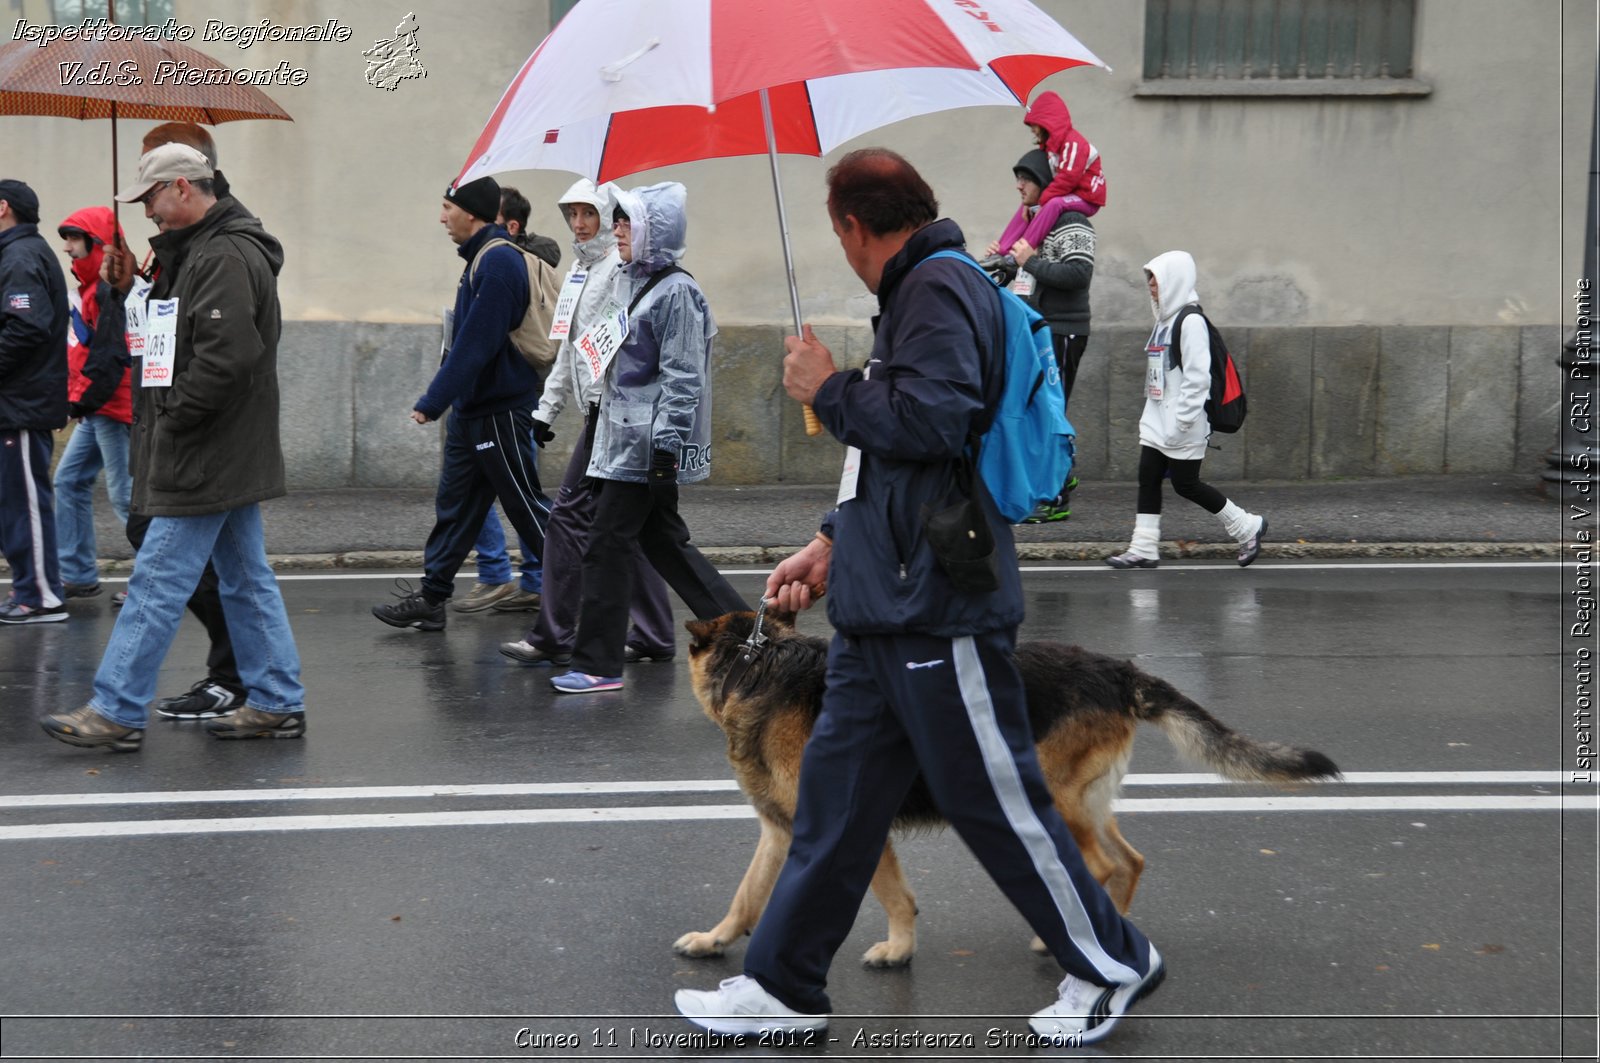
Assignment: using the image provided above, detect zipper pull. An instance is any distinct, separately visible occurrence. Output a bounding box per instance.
[899,563,908,581]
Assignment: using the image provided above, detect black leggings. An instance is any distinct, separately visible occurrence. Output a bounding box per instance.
[1137,445,1226,515]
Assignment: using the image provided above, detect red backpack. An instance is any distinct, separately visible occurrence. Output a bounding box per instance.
[1167,305,1246,433]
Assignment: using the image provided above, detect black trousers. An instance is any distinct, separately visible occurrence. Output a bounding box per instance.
[1052,331,1088,403]
[420,408,552,601]
[570,478,748,676]
[125,511,240,690]
[1136,444,1226,515]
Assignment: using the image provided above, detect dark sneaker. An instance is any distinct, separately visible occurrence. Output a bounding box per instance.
[489,589,543,613]
[39,705,142,752]
[499,640,571,666]
[550,670,624,694]
[372,580,445,631]
[63,581,102,599]
[0,599,68,624]
[155,678,245,720]
[1030,943,1165,1045]
[624,645,675,663]
[111,590,128,608]
[1022,501,1071,524]
[1238,516,1268,568]
[675,975,828,1037]
[450,581,518,613]
[1105,551,1159,570]
[205,705,306,740]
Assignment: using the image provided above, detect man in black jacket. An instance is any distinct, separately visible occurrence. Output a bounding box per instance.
[1009,148,1093,522]
[0,178,70,624]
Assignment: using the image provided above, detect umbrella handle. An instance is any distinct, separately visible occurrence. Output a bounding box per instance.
[803,405,822,435]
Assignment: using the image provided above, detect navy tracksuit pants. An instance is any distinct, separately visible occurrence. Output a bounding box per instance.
[421,408,552,602]
[744,627,1153,1015]
[0,429,63,609]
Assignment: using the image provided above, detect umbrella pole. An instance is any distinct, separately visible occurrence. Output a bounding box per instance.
[110,100,122,251]
[759,87,823,437]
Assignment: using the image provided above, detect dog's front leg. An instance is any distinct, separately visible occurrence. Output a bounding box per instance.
[861,839,918,968]
[673,815,789,958]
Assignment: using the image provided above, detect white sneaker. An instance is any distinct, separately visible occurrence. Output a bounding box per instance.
[674,975,828,1036]
[1029,943,1165,1045]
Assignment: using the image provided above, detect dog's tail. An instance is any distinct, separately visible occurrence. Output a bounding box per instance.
[1132,670,1341,783]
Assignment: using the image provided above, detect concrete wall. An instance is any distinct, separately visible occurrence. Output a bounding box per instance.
[4,0,1589,486]
[303,321,1563,487]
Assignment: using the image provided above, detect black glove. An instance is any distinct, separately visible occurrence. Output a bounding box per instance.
[531,417,555,449]
[649,448,679,503]
[68,401,91,420]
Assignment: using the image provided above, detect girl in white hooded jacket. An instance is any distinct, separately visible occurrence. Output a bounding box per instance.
[1106,250,1268,568]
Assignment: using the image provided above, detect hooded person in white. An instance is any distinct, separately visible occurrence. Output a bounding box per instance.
[1106,251,1267,569]
[535,178,624,427]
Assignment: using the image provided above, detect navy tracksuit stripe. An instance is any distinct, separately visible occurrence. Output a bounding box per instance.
[744,628,1150,1016]
[0,429,62,608]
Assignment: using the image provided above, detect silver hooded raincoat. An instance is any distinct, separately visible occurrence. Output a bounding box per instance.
[586,182,717,484]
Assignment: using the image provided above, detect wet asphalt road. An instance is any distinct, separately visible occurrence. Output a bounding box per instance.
[0,561,1593,1061]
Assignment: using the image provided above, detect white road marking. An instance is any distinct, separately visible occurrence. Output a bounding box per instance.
[5,559,1564,588]
[0,795,1593,843]
[0,771,1577,810]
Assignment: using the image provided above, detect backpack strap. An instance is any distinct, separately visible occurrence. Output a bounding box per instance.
[1166,304,1206,370]
[468,236,525,283]
[917,250,1007,447]
[627,264,689,316]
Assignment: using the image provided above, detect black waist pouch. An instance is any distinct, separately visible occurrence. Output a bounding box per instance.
[921,457,999,594]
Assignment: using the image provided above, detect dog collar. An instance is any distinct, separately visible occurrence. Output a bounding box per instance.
[719,598,772,705]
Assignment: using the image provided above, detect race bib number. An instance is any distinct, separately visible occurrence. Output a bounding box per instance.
[123,277,153,359]
[837,360,870,504]
[548,267,587,340]
[1145,342,1166,401]
[142,297,179,388]
[573,303,628,391]
[1008,271,1035,297]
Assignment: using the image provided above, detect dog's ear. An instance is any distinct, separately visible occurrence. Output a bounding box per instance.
[764,608,798,631]
[685,618,716,651]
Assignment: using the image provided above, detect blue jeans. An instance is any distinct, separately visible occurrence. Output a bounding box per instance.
[472,509,542,593]
[90,504,304,727]
[53,416,132,586]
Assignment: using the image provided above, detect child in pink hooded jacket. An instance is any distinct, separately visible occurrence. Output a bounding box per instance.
[989,91,1106,258]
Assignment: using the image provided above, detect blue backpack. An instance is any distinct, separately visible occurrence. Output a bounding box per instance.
[920,250,1075,523]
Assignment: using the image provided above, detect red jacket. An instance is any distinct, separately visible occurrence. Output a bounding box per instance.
[58,206,133,424]
[1023,92,1106,209]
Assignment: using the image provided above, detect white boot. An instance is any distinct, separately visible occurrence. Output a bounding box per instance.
[1106,513,1161,569]
[1218,501,1267,567]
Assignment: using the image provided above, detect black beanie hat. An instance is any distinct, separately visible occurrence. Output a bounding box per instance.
[0,179,40,224]
[1012,149,1051,191]
[445,175,501,224]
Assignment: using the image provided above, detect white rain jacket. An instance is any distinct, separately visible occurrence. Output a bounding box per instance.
[1138,250,1211,461]
[536,178,623,423]
[586,181,717,484]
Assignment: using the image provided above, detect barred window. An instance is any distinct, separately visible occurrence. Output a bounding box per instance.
[1139,0,1429,96]
[551,0,581,31]
[51,0,174,25]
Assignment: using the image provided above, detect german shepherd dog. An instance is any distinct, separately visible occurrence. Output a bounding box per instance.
[676,611,1340,967]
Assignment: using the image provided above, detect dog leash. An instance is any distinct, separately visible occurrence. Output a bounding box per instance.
[719,597,772,705]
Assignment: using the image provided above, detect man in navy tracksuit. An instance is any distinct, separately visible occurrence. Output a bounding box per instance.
[371,175,552,632]
[674,150,1164,1046]
[0,179,70,624]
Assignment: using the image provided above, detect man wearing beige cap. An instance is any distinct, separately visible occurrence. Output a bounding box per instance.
[40,143,307,752]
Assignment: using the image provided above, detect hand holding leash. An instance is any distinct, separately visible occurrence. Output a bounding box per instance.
[765,532,830,613]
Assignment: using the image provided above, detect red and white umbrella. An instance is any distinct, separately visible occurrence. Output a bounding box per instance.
[460,0,1104,182]
[458,0,1107,431]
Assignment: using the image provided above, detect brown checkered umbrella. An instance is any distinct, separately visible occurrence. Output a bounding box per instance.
[0,30,291,241]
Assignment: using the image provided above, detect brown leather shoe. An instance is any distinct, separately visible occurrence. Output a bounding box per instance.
[489,589,542,613]
[40,705,142,752]
[450,581,519,613]
[205,705,306,740]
